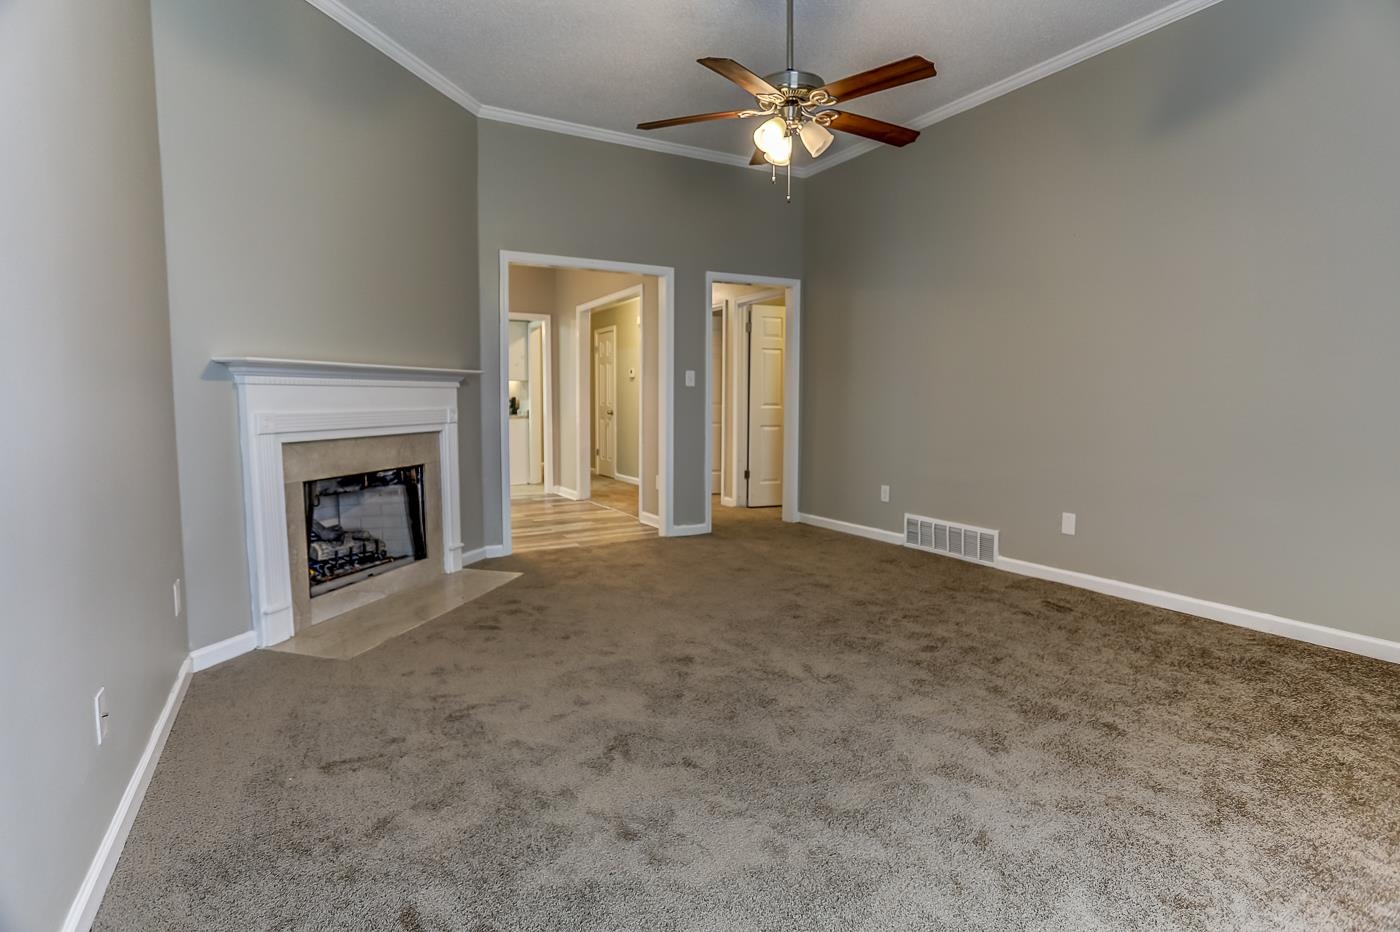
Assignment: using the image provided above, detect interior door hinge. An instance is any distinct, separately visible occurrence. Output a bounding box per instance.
[744,469,750,480]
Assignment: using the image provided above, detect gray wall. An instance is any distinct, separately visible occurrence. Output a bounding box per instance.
[803,0,1400,641]
[479,122,804,539]
[0,2,189,928]
[151,0,480,650]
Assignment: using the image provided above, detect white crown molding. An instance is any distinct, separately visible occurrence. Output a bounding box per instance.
[303,0,1224,176]
[807,0,1227,175]
[476,104,757,170]
[300,0,484,114]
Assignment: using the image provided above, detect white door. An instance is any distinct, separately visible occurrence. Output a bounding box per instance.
[746,304,785,508]
[711,312,723,492]
[593,326,617,478]
[527,324,545,484]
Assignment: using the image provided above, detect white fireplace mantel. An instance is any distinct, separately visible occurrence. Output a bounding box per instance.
[215,356,478,647]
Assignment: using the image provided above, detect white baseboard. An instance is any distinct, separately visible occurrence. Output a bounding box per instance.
[639,511,661,529]
[996,557,1400,665]
[613,473,640,486]
[798,512,905,546]
[549,485,580,501]
[62,657,192,932]
[798,512,1399,665]
[720,495,737,508]
[463,544,508,563]
[189,631,257,672]
[669,523,710,537]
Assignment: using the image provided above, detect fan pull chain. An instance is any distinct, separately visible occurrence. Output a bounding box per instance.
[786,161,792,202]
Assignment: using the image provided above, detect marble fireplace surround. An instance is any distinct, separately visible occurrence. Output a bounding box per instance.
[215,357,478,648]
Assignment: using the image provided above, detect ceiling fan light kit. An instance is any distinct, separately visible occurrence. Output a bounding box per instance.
[637,0,937,201]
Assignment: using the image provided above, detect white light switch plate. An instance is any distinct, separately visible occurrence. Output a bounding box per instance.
[880,485,890,503]
[94,688,109,745]
[684,370,695,388]
[1061,512,1077,536]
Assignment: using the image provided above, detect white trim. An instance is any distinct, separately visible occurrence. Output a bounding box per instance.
[639,510,661,529]
[302,0,1223,178]
[613,473,640,486]
[720,495,737,508]
[548,485,581,501]
[576,287,644,509]
[190,631,257,672]
[61,658,192,932]
[212,356,477,382]
[300,0,484,113]
[498,252,676,554]
[509,313,554,491]
[460,546,489,565]
[477,104,756,170]
[669,523,709,537]
[798,512,905,546]
[797,511,1400,665]
[705,274,801,530]
[483,544,510,559]
[995,557,1400,665]
[807,0,1228,175]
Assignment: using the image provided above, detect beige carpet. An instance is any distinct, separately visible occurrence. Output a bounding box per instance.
[95,508,1399,930]
[270,568,521,660]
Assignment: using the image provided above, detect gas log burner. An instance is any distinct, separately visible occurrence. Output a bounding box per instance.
[303,465,427,596]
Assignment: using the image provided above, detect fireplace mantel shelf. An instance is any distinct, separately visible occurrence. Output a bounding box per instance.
[213,356,480,384]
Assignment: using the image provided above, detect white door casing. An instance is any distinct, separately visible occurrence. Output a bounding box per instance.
[593,325,617,479]
[746,304,786,508]
[711,310,723,491]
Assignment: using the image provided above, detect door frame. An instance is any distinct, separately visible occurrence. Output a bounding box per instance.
[575,286,644,517]
[509,312,553,492]
[498,251,673,556]
[730,289,785,508]
[711,302,725,504]
[590,323,619,480]
[704,272,801,528]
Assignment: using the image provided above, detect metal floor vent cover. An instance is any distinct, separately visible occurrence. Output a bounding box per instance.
[904,513,998,564]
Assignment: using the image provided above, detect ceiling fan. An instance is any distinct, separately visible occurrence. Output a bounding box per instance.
[637,0,936,200]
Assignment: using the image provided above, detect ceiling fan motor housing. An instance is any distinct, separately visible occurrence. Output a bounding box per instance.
[765,69,827,98]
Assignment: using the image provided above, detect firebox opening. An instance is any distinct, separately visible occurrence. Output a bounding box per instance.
[304,465,428,597]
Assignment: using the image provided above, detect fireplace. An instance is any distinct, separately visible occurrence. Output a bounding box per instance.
[215,356,474,648]
[304,465,428,596]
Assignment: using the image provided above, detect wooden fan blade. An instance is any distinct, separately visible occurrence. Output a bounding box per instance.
[824,111,920,147]
[698,57,779,97]
[638,110,747,130]
[749,148,766,166]
[817,55,937,104]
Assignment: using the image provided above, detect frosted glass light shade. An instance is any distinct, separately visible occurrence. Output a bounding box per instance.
[753,116,789,157]
[798,121,833,158]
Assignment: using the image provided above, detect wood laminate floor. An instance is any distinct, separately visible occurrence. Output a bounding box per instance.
[510,484,654,553]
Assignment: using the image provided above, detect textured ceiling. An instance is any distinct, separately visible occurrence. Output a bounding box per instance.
[323,0,1205,166]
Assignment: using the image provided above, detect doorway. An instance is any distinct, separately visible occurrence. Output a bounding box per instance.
[593,325,618,479]
[499,252,673,555]
[706,274,801,526]
[507,314,551,493]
